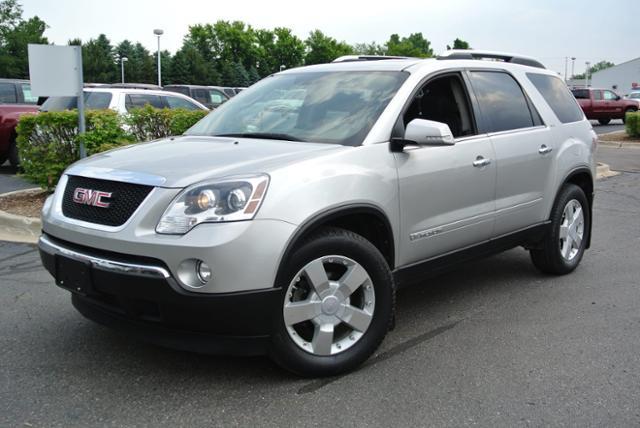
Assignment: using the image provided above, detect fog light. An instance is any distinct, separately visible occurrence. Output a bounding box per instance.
[196,260,212,284]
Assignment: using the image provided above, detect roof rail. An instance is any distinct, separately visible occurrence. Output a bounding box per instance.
[99,83,162,90]
[437,50,546,69]
[332,55,415,63]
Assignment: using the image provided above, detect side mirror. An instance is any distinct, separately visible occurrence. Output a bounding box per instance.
[391,119,455,152]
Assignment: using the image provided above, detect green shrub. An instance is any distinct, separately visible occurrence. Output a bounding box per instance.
[16,107,208,190]
[625,111,640,138]
[125,105,208,142]
[16,110,132,190]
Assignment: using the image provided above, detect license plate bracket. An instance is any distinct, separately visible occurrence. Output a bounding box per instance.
[55,256,92,295]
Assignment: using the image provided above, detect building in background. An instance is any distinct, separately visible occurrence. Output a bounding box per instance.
[590,57,640,94]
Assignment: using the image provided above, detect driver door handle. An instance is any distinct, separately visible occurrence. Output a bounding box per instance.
[472,156,491,168]
[538,144,553,155]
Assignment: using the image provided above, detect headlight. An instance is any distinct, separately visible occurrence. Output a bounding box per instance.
[156,174,269,234]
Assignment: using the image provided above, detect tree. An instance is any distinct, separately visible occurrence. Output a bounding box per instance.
[0,0,48,78]
[168,43,217,85]
[82,34,117,83]
[573,60,615,79]
[385,33,433,57]
[304,30,353,65]
[353,42,386,56]
[447,38,471,50]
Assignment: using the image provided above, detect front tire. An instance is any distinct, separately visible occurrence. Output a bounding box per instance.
[8,135,19,167]
[270,227,395,377]
[530,184,590,275]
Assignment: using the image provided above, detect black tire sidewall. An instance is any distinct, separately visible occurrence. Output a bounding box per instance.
[8,136,19,167]
[269,228,394,377]
[546,184,590,273]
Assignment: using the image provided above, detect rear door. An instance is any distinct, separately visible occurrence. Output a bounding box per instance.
[468,70,553,235]
[395,72,496,265]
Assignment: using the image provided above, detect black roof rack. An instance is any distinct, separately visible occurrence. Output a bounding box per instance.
[437,50,546,69]
[332,55,415,63]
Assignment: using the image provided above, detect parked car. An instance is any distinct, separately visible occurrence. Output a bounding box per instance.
[39,50,596,376]
[0,103,39,166]
[163,85,229,109]
[571,87,639,125]
[222,87,243,98]
[40,87,208,114]
[628,91,640,101]
[0,78,40,105]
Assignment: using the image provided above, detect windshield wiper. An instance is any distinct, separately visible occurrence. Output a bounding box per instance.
[214,132,307,142]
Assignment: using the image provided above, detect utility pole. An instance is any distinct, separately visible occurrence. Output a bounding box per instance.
[571,57,576,80]
[120,56,128,84]
[585,61,591,87]
[564,57,568,82]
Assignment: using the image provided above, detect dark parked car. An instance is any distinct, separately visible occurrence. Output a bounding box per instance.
[163,85,229,109]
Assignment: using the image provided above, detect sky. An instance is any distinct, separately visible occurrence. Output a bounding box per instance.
[21,0,637,77]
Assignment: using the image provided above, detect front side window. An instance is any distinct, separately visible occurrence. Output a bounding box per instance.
[470,71,535,133]
[209,90,227,106]
[125,94,163,111]
[527,73,583,124]
[165,95,201,110]
[403,73,476,138]
[20,83,38,104]
[186,71,408,146]
[603,90,619,101]
[0,83,17,103]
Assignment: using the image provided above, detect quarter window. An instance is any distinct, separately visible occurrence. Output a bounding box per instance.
[0,83,17,103]
[470,71,535,133]
[527,73,584,124]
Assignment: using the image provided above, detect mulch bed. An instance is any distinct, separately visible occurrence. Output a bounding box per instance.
[0,190,48,219]
[598,131,640,143]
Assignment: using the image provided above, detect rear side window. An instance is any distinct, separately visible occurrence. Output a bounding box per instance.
[527,73,584,124]
[165,95,201,110]
[0,82,17,103]
[39,91,112,111]
[571,89,589,99]
[469,71,535,133]
[125,94,164,111]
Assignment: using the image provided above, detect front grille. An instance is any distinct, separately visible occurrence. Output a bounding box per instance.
[62,175,153,226]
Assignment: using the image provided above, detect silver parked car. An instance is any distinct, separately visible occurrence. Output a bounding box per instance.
[38,50,597,376]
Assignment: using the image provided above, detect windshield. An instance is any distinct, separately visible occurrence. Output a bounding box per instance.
[40,91,112,112]
[186,71,408,146]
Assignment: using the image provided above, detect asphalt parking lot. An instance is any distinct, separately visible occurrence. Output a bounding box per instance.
[2,167,640,426]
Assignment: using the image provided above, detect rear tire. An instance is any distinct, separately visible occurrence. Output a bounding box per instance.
[530,184,590,275]
[598,118,611,125]
[623,108,637,124]
[8,136,19,167]
[269,227,395,377]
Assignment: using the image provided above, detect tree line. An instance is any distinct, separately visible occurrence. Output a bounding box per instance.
[0,0,474,87]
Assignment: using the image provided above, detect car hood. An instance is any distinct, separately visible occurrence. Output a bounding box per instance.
[65,135,347,188]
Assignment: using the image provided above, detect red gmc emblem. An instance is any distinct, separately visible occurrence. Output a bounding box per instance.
[72,188,112,208]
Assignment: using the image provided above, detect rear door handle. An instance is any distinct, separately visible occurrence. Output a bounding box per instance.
[538,145,553,155]
[472,156,491,168]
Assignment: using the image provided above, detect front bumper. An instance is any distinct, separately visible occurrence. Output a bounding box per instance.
[39,234,282,355]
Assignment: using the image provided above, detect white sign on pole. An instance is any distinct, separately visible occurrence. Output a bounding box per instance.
[28,44,83,97]
[28,44,87,157]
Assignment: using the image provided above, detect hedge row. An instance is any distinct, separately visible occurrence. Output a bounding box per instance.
[625,111,640,138]
[16,106,208,190]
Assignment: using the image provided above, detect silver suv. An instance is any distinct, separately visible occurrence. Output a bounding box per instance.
[38,50,597,376]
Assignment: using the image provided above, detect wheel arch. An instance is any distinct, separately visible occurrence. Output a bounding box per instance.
[274,204,395,287]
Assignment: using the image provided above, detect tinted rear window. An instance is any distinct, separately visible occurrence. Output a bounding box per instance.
[571,89,589,99]
[469,71,535,133]
[125,94,164,111]
[528,73,584,124]
[40,91,112,111]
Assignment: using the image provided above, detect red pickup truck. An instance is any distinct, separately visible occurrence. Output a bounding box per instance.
[571,88,639,125]
[0,104,39,166]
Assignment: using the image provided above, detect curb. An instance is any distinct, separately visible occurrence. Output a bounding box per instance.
[596,162,618,179]
[0,209,41,244]
[598,140,640,149]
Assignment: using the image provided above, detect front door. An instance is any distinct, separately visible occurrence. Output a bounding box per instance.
[395,73,497,266]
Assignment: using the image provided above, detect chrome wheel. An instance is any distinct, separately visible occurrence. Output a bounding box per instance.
[283,255,375,356]
[559,199,584,261]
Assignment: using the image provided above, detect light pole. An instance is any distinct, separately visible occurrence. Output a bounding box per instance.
[120,56,128,83]
[585,61,591,87]
[564,56,568,82]
[279,64,286,72]
[153,29,163,87]
[571,57,576,79]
